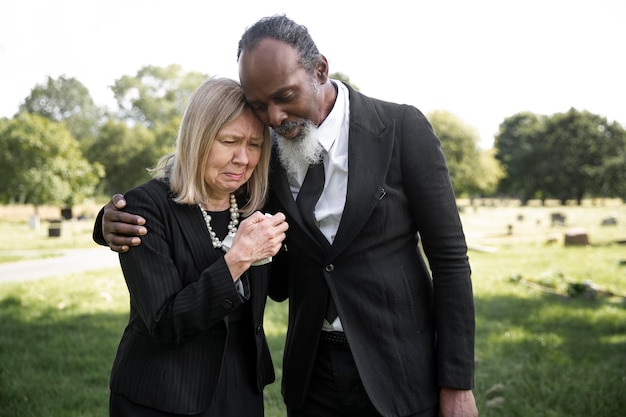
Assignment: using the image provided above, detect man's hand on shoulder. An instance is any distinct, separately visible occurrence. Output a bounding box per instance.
[103,194,147,253]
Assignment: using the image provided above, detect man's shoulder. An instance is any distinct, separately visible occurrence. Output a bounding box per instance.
[345,85,424,129]
[343,83,416,113]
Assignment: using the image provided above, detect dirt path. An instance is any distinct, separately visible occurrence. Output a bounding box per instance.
[0,248,119,284]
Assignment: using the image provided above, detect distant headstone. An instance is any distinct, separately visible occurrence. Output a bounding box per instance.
[61,207,73,220]
[564,227,589,246]
[601,216,617,226]
[29,214,40,230]
[48,219,62,238]
[551,212,566,226]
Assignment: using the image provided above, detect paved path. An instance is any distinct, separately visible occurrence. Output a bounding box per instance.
[0,248,120,284]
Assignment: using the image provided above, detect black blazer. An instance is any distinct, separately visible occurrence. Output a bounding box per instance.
[267,83,475,416]
[103,179,274,414]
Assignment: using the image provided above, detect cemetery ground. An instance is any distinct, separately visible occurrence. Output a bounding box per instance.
[0,200,625,417]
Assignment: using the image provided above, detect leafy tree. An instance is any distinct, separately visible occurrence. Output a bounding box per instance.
[82,65,204,198]
[153,114,181,158]
[428,110,500,197]
[86,120,159,195]
[494,112,547,203]
[495,109,626,204]
[473,148,505,197]
[0,113,103,213]
[542,108,626,204]
[599,150,626,199]
[19,75,101,150]
[111,64,207,128]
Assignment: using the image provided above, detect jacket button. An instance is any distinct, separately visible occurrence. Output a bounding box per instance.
[223,299,233,310]
[325,264,334,272]
[256,325,262,334]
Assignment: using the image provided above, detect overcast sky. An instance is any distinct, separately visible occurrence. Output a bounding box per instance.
[1,0,624,148]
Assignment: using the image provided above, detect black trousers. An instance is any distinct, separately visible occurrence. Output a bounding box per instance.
[287,335,438,417]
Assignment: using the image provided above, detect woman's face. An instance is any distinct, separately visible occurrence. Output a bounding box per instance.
[204,108,265,202]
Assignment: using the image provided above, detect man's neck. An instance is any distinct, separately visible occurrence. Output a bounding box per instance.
[318,80,339,126]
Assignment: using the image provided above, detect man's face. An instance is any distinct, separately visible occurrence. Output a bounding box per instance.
[238,39,324,140]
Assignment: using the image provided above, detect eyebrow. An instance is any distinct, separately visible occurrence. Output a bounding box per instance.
[248,85,296,105]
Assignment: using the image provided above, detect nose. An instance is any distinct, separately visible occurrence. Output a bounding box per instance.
[232,144,250,165]
[267,103,287,128]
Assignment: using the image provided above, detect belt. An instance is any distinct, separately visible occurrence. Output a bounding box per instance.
[320,331,349,347]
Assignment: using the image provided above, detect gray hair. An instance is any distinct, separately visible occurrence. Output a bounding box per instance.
[237,14,321,73]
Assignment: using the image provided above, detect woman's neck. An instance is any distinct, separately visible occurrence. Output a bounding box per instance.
[201,194,231,212]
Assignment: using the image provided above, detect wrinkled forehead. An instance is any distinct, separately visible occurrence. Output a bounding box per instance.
[238,39,304,97]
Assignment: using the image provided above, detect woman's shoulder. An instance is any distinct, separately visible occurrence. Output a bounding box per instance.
[125,178,171,204]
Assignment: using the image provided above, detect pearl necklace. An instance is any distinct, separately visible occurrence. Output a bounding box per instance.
[199,194,239,252]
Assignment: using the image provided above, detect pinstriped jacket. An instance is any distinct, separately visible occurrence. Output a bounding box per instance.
[267,83,475,416]
[97,179,274,414]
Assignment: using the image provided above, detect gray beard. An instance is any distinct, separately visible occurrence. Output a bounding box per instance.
[273,121,324,180]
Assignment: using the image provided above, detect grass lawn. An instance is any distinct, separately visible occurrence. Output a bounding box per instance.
[1,201,625,416]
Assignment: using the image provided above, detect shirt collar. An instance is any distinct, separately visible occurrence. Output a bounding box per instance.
[316,80,348,153]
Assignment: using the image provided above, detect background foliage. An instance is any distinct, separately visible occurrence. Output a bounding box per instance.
[495,109,626,204]
[0,113,103,210]
[2,66,625,210]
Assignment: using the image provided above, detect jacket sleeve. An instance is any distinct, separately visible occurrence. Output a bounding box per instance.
[92,207,106,246]
[399,104,476,389]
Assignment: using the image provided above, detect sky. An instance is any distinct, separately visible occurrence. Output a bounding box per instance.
[1,0,624,148]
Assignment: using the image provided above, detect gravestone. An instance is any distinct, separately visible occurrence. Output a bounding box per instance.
[601,216,617,226]
[551,212,566,226]
[564,227,589,246]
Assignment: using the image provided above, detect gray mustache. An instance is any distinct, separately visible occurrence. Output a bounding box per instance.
[273,121,301,136]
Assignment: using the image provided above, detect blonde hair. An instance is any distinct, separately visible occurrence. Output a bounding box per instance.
[152,77,271,215]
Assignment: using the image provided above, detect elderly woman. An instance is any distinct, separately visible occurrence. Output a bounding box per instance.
[100,77,288,417]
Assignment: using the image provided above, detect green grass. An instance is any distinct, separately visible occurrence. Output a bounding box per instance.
[0,218,96,263]
[0,267,289,417]
[463,202,626,416]
[1,202,625,416]
[470,247,626,416]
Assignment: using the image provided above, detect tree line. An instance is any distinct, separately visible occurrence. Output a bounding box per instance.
[1,65,624,214]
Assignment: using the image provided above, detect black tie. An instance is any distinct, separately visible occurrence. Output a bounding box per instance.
[296,162,325,233]
[296,162,337,323]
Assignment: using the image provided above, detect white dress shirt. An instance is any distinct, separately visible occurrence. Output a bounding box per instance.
[288,80,350,331]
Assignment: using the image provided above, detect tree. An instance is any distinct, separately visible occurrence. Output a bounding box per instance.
[0,113,103,213]
[86,120,159,195]
[542,108,626,204]
[494,112,547,203]
[87,64,207,195]
[111,64,207,128]
[19,75,102,150]
[473,148,505,197]
[428,110,500,197]
[495,109,626,204]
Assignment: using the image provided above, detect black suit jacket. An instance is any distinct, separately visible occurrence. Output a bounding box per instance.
[99,179,274,414]
[267,83,475,416]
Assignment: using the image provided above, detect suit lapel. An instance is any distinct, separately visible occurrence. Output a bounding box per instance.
[269,85,395,257]
[167,198,220,274]
[330,87,395,257]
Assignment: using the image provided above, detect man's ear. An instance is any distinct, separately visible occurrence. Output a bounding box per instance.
[316,55,330,83]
